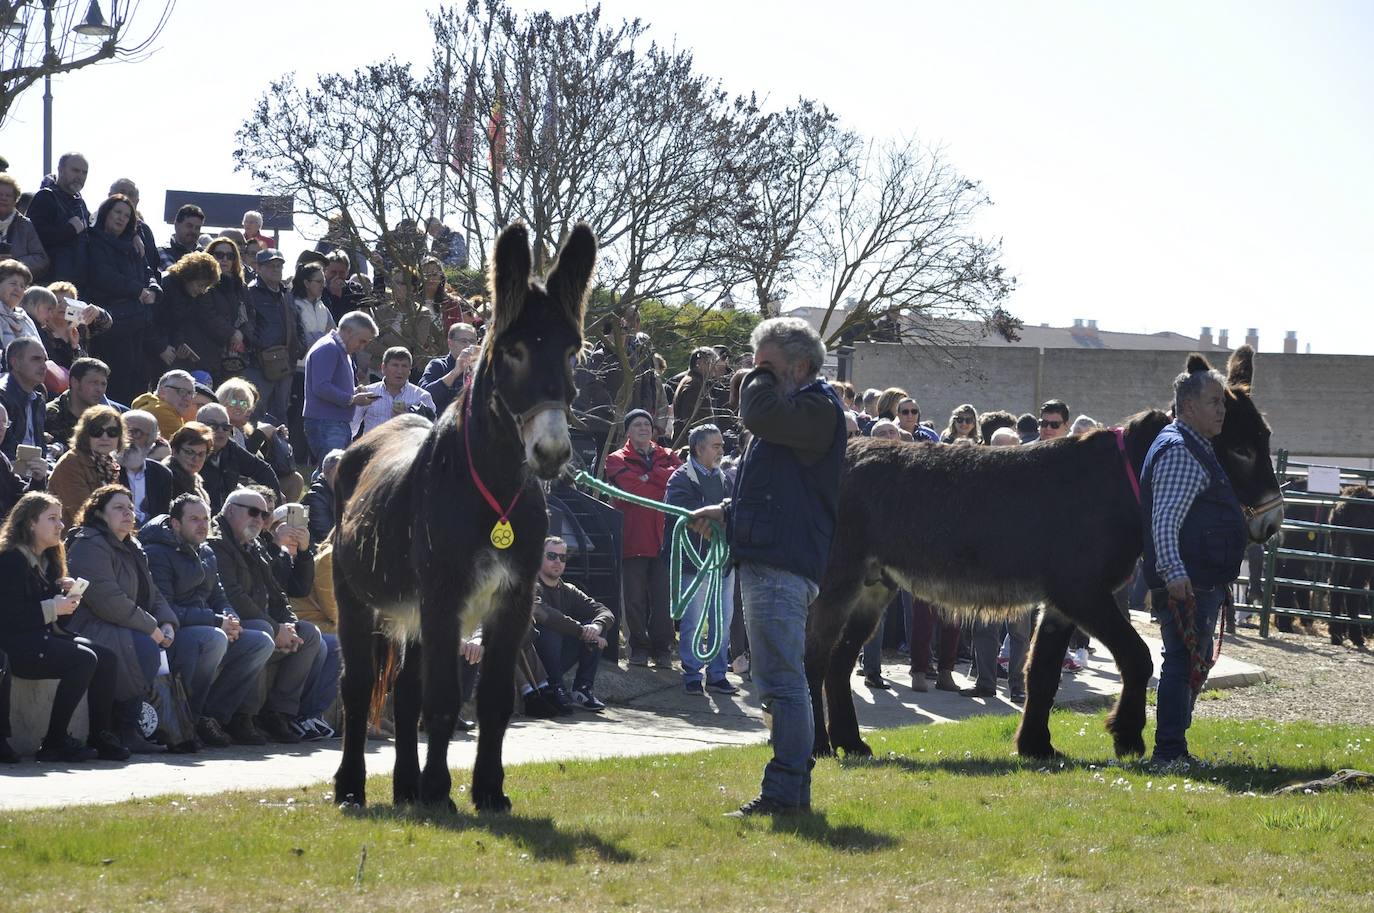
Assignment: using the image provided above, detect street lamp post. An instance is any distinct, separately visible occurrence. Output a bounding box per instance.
[41,0,116,175]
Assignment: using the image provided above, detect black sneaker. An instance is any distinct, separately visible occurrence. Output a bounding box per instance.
[256,712,302,744]
[226,713,268,746]
[863,675,891,691]
[570,687,605,711]
[706,678,740,695]
[88,729,131,761]
[724,795,808,818]
[195,717,233,748]
[684,679,705,695]
[35,734,98,763]
[522,690,560,718]
[539,685,575,716]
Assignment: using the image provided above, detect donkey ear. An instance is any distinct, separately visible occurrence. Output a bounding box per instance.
[488,223,532,336]
[1227,344,1255,388]
[1185,352,1212,374]
[545,223,597,326]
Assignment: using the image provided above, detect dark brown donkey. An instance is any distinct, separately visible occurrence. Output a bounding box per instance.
[332,223,594,812]
[806,346,1285,760]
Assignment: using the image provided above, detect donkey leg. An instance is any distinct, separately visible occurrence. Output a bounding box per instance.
[804,564,866,758]
[417,594,462,813]
[1066,593,1153,757]
[1014,608,1074,760]
[333,586,375,807]
[391,642,423,805]
[824,583,893,758]
[470,590,526,813]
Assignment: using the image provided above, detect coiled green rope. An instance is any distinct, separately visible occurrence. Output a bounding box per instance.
[570,469,731,664]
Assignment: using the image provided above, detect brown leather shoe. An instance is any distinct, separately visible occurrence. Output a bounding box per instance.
[935,670,960,692]
[909,673,930,692]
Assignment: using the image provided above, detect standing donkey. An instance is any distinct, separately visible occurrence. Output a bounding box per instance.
[332,223,594,812]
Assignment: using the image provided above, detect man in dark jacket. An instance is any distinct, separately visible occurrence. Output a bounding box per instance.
[117,410,173,524]
[665,423,738,696]
[605,408,681,668]
[533,536,617,713]
[419,322,478,417]
[26,154,90,286]
[1,337,47,461]
[207,487,322,743]
[45,356,110,452]
[157,204,204,270]
[689,317,845,817]
[0,402,48,521]
[142,495,275,747]
[242,249,303,423]
[196,403,281,512]
[301,449,342,544]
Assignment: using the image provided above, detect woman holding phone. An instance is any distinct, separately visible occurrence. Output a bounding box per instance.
[0,492,130,762]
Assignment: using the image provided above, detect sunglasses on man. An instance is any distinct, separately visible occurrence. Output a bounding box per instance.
[544,551,568,562]
[230,503,270,519]
[1039,419,1064,429]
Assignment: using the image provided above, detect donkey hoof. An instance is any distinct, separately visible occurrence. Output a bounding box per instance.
[335,791,365,810]
[838,740,873,758]
[1112,733,1147,758]
[473,791,512,814]
[812,741,836,759]
[393,786,420,806]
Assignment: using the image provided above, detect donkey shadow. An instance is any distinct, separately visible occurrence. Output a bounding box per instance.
[839,753,1335,794]
[759,811,897,852]
[344,804,636,864]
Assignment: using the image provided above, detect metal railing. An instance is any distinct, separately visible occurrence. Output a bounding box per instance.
[1252,452,1374,637]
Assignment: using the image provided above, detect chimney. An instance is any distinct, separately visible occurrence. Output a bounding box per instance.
[1199,326,1213,347]
[1284,331,1297,354]
[1072,318,1084,329]
[1086,319,1098,331]
[1245,328,1259,349]
[1218,329,1229,349]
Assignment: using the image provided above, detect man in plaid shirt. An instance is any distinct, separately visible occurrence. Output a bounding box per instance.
[1139,367,1246,765]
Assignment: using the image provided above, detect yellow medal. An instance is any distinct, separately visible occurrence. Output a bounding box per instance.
[491,519,515,549]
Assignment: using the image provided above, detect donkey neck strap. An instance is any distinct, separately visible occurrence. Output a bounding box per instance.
[1114,427,1141,505]
[464,384,523,549]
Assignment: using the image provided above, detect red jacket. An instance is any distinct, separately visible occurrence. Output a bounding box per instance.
[605,442,681,558]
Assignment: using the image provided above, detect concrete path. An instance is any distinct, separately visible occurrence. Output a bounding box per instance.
[0,630,1265,811]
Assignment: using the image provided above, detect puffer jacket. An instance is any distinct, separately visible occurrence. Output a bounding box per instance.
[139,515,233,629]
[86,223,160,329]
[65,522,177,700]
[207,515,298,634]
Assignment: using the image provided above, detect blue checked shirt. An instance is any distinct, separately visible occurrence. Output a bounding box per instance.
[1149,419,1213,584]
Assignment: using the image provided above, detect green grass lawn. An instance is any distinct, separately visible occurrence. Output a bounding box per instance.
[3,712,1373,913]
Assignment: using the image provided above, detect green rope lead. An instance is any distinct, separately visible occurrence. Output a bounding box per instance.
[570,469,732,665]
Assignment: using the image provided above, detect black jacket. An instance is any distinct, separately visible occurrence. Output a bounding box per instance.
[200,439,280,513]
[0,451,43,519]
[207,516,297,632]
[86,225,160,330]
[301,476,335,543]
[120,459,173,524]
[26,175,90,286]
[419,353,466,417]
[0,373,45,461]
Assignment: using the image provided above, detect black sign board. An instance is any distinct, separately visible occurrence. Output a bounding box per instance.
[162,190,294,230]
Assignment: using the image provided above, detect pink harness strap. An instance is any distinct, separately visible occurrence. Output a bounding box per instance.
[1114,427,1142,505]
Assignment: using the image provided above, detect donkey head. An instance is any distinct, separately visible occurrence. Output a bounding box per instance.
[1192,345,1285,543]
[485,222,596,480]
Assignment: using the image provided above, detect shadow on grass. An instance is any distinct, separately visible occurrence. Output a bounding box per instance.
[344,804,636,864]
[838,753,1337,793]
[765,811,897,852]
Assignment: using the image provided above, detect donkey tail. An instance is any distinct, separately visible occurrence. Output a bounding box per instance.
[370,634,400,728]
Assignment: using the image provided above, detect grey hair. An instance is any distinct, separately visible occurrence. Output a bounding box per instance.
[157,369,195,392]
[20,286,57,312]
[1173,368,1227,412]
[321,449,346,476]
[196,403,229,423]
[1069,415,1100,435]
[5,335,43,363]
[243,210,263,225]
[339,310,379,335]
[687,423,722,455]
[749,316,826,377]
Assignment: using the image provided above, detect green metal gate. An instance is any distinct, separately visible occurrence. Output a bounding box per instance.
[1253,451,1374,637]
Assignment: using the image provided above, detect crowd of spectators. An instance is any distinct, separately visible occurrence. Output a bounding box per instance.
[0,150,1124,765]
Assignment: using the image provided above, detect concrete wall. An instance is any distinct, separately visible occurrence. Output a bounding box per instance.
[850,344,1374,460]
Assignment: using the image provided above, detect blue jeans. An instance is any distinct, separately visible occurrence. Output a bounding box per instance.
[1153,585,1226,762]
[679,571,733,684]
[169,625,228,719]
[242,366,293,425]
[533,627,601,692]
[300,633,341,720]
[241,619,322,716]
[303,417,353,467]
[202,626,275,724]
[739,561,817,807]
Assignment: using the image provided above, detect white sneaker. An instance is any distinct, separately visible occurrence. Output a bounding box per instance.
[307,717,336,739]
[1075,647,1089,670]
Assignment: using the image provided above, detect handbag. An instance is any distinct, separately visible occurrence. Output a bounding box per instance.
[143,671,199,752]
[257,344,293,381]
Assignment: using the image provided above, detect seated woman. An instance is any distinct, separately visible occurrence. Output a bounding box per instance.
[48,405,124,526]
[161,422,213,505]
[65,485,179,753]
[215,377,298,500]
[0,492,129,762]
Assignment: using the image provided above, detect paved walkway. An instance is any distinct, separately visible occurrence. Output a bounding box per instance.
[0,630,1265,811]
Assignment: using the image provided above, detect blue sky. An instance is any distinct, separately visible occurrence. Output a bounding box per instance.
[1,0,1369,353]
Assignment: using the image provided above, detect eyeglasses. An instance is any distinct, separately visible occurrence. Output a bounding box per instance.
[211,250,236,261]
[204,422,232,433]
[178,448,208,460]
[544,551,568,562]
[224,398,251,410]
[955,416,973,424]
[898,408,919,416]
[230,503,269,519]
[1039,419,1063,429]
[93,426,122,438]
[163,385,194,397]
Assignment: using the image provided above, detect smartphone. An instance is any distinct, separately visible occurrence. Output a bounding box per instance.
[285,504,307,529]
[15,444,42,464]
[65,303,84,324]
[182,345,201,363]
[67,577,90,598]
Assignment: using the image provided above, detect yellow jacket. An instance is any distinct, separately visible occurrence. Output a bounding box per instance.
[130,393,184,440]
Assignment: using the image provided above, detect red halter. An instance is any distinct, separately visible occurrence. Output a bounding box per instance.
[464,385,522,547]
[1114,427,1141,505]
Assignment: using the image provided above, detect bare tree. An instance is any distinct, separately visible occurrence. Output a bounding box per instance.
[0,0,174,129]
[813,137,1019,350]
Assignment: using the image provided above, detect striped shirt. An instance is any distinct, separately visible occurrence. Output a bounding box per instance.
[350,381,435,437]
[1149,419,1214,584]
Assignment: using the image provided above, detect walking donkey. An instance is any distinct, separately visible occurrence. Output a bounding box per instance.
[332,223,595,812]
[806,346,1286,760]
